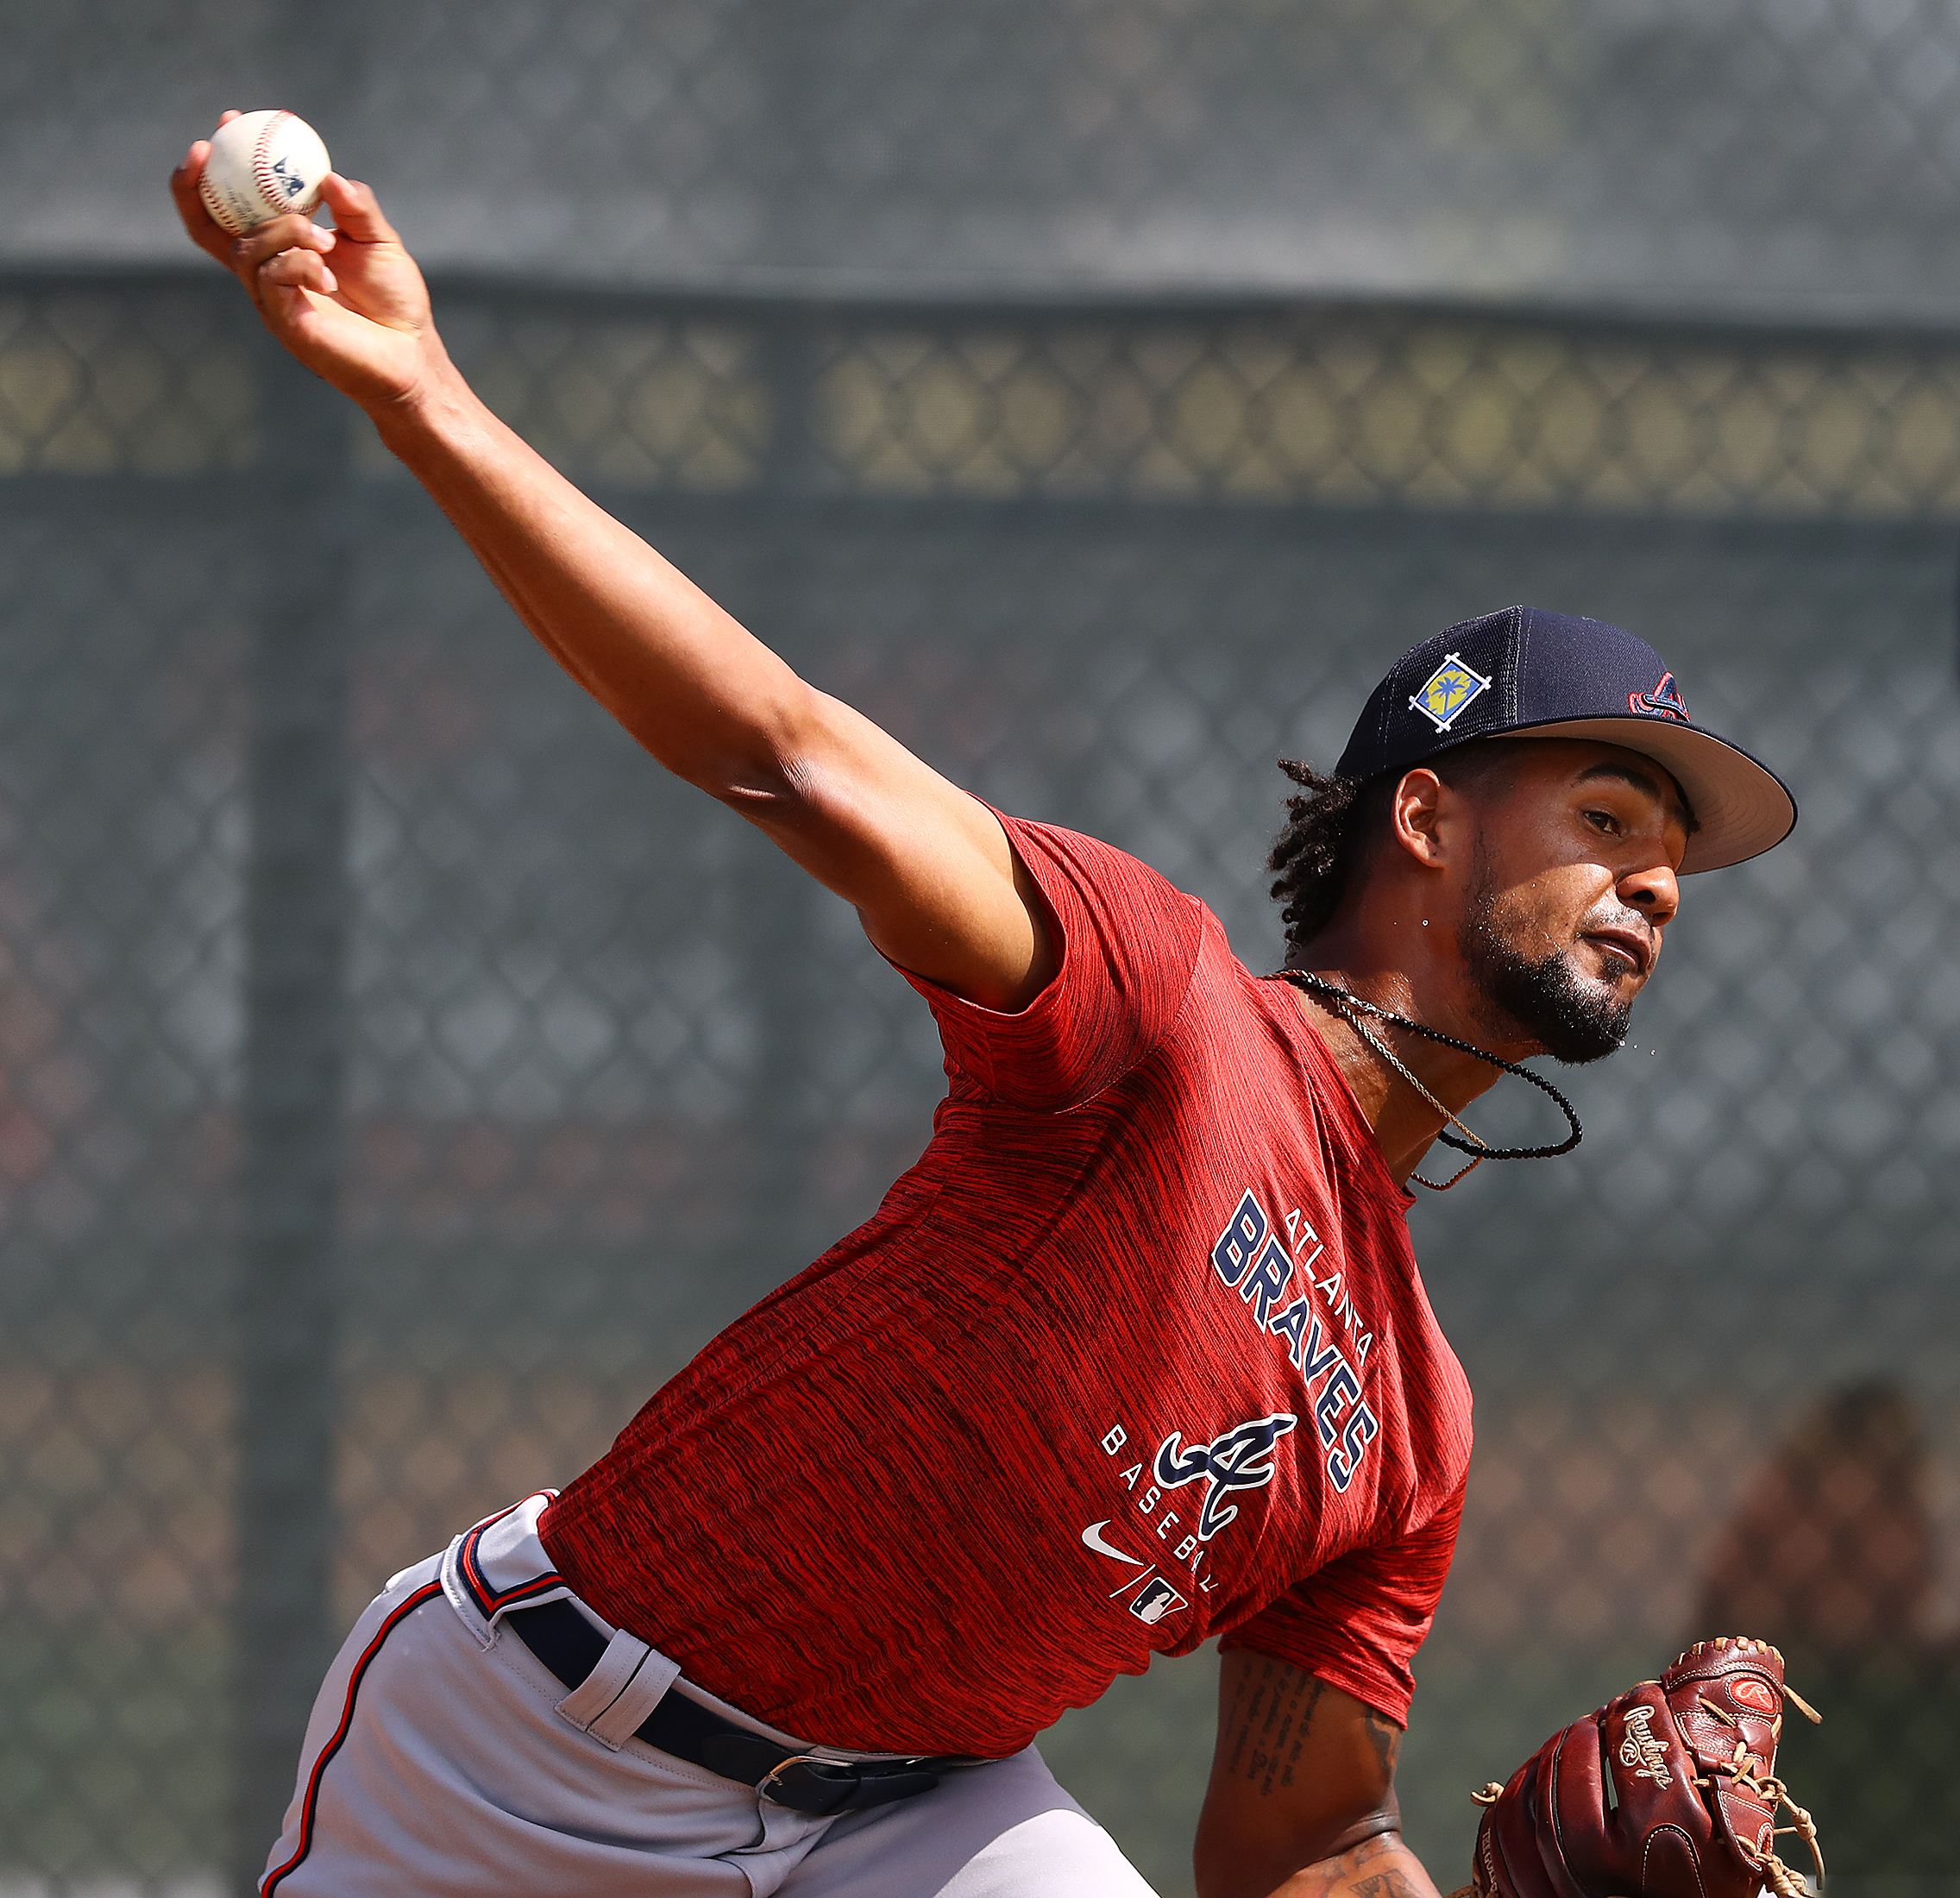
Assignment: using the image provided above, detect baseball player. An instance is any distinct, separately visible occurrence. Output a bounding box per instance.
[173,134,1797,1898]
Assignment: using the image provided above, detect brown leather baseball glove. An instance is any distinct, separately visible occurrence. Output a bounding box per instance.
[1467,1637,1825,1898]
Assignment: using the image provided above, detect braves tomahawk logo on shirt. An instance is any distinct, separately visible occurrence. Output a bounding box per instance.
[1153,1415,1299,1539]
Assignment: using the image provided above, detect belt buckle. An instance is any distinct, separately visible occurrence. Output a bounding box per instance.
[756,1752,856,1815]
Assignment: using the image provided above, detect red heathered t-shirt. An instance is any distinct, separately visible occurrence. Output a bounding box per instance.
[540,816,1473,1757]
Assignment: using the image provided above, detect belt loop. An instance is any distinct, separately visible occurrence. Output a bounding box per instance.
[555,1626,681,1750]
[438,1532,496,1651]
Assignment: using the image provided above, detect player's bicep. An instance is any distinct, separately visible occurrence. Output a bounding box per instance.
[1196,1652,1403,1898]
[724,688,1054,1011]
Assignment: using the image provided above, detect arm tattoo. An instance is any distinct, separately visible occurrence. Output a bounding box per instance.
[1222,1658,1327,1796]
[1362,1706,1402,1779]
[1274,1831,1428,1898]
[1354,1872,1423,1898]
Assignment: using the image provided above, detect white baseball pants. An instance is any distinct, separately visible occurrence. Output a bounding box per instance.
[260,1495,1161,1897]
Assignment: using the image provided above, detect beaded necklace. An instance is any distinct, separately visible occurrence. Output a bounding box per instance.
[1277,968,1583,1191]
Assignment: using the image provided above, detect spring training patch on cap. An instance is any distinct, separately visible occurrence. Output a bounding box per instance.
[1409,652,1492,733]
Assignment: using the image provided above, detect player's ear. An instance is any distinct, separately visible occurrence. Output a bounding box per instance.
[1386,767,1452,869]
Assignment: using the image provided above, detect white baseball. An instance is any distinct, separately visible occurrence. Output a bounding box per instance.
[198,110,331,236]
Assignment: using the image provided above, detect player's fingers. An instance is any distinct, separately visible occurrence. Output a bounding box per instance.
[168,142,210,211]
[232,214,336,271]
[169,143,238,265]
[259,248,340,297]
[319,174,400,246]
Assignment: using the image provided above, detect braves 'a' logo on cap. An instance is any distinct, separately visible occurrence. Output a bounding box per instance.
[1409,652,1492,732]
[1154,1412,1298,1540]
[1630,671,1690,722]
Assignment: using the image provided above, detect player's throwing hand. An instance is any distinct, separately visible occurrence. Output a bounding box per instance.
[170,111,437,412]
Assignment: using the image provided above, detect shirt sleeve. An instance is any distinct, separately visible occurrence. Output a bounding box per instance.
[1218,1477,1467,1725]
[899,812,1204,1114]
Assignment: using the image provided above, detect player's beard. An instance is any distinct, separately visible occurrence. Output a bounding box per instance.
[1461,840,1631,1065]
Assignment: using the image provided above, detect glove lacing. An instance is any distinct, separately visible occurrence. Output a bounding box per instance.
[1690,1662,1826,1896]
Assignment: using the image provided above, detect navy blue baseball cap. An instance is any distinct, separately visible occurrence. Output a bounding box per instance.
[1335,606,1796,873]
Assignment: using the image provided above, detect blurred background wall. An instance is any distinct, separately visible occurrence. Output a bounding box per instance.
[3,3,1958,1893]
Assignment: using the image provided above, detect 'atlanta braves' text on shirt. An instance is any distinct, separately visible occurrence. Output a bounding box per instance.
[1210,1188,1382,1493]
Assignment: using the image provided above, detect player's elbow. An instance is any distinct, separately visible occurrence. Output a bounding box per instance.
[700,753,808,821]
[674,682,834,818]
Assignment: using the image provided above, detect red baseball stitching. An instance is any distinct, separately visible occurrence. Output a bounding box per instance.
[251,111,303,222]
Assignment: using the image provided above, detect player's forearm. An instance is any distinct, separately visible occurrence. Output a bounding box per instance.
[1199,1827,1445,1898]
[358,338,1051,1008]
[179,158,1050,1001]
[367,350,818,801]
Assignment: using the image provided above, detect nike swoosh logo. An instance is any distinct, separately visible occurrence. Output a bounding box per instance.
[1081,1520,1146,1566]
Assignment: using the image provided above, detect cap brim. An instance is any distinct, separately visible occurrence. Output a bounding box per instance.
[1487,717,1796,873]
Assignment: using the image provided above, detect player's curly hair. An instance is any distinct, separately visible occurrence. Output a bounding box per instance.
[1267,761,1391,957]
[1269,740,1512,957]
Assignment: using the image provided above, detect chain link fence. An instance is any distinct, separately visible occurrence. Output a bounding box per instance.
[15,0,1960,314]
[5,4,1960,1895]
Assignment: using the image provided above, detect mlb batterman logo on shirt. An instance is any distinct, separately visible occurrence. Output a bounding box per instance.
[1127,1575,1187,1625]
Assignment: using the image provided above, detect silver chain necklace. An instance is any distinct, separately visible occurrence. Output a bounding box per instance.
[1277,969,1583,1191]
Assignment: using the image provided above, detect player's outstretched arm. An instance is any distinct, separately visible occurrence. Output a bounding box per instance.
[1195,1652,1446,1898]
[168,128,1052,1011]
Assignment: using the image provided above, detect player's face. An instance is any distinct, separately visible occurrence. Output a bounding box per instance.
[1454,739,1689,1064]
